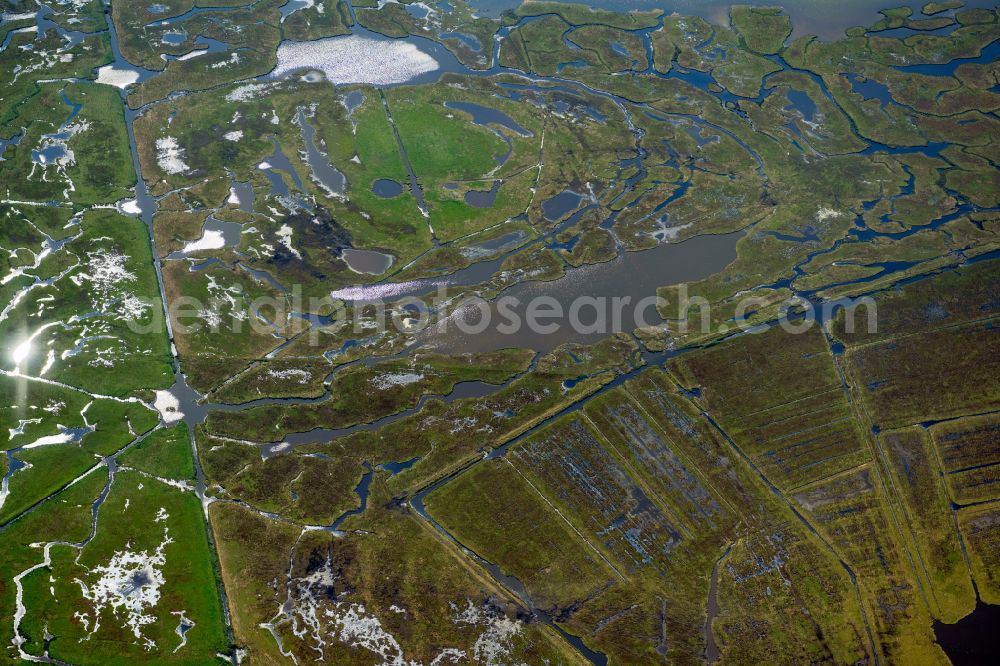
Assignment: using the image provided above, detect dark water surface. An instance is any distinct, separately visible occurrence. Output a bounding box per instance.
[464,180,501,208]
[934,602,1000,666]
[372,178,404,198]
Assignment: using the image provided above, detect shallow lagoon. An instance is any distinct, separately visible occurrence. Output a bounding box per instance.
[468,0,998,39]
[428,230,743,354]
[342,248,396,275]
[295,107,346,196]
[542,190,585,222]
[444,101,532,137]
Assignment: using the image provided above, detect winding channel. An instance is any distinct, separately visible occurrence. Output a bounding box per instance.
[8,3,997,663]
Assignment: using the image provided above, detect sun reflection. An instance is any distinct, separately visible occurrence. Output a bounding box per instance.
[10,322,59,372]
[12,339,33,366]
